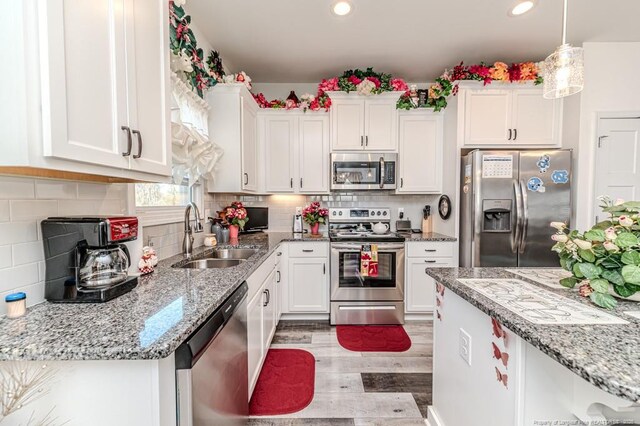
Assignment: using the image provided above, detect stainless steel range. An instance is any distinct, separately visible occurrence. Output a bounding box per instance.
[329,208,405,325]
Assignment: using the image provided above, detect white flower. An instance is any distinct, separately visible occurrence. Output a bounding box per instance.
[171,49,193,73]
[605,227,617,240]
[223,74,235,84]
[614,198,625,206]
[574,239,592,250]
[173,0,187,5]
[619,215,634,227]
[550,222,566,231]
[603,241,619,252]
[301,93,315,102]
[356,79,376,96]
[551,234,569,243]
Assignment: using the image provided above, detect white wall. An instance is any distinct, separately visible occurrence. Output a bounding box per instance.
[0,176,128,315]
[575,42,640,230]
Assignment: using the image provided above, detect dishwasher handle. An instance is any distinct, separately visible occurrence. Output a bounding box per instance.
[175,282,248,369]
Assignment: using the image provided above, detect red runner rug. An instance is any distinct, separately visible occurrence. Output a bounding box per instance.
[336,325,412,352]
[249,349,315,416]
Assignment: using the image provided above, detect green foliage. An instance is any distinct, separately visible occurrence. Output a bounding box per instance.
[589,292,617,309]
[584,229,605,242]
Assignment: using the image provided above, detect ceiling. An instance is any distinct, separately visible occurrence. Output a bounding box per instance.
[187,0,640,83]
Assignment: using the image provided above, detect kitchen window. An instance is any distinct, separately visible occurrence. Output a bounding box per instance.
[133,182,203,226]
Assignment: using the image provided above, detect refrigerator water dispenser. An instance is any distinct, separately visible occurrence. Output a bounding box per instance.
[482,200,512,232]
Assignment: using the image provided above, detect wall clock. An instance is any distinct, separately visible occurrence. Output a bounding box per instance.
[438,195,452,220]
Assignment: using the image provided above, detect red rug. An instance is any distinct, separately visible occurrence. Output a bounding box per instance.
[336,325,412,352]
[249,349,315,416]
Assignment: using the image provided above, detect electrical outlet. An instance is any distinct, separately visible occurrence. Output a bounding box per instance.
[459,329,471,366]
[296,207,303,215]
[398,208,404,219]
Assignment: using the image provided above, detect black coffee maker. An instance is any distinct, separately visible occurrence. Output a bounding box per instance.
[41,217,139,303]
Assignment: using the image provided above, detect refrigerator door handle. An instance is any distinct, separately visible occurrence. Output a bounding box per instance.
[519,179,529,254]
[512,180,523,254]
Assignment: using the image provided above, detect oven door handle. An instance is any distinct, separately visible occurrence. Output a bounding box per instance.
[379,157,385,189]
[331,243,405,251]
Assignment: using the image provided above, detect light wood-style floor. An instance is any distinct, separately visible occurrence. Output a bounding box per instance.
[248,320,433,425]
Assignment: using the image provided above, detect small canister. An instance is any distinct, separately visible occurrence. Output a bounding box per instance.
[5,292,27,319]
[220,228,230,244]
[203,234,217,247]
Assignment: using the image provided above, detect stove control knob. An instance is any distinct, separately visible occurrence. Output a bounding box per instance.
[332,211,336,216]
[377,211,381,216]
[339,211,343,216]
[383,211,387,216]
[370,210,375,216]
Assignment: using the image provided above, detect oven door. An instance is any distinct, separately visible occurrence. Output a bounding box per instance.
[331,153,397,190]
[330,242,405,301]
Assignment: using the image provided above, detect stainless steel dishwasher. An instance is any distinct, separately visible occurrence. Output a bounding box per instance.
[176,282,249,425]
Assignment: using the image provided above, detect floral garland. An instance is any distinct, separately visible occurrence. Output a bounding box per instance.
[397,61,543,112]
[253,68,408,112]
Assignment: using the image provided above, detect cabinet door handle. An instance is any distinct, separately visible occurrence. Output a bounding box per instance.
[244,173,249,185]
[276,270,281,283]
[263,289,268,307]
[360,136,364,147]
[424,249,437,252]
[365,135,369,146]
[300,178,303,188]
[290,178,293,188]
[424,260,437,263]
[513,128,517,140]
[401,178,404,188]
[121,126,132,156]
[302,249,314,253]
[266,289,270,305]
[323,263,326,274]
[508,129,512,141]
[132,130,143,159]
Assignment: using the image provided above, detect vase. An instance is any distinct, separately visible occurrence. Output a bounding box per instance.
[229,225,239,240]
[310,223,320,235]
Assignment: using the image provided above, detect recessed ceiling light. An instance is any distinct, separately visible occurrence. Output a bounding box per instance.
[509,0,535,16]
[332,1,352,16]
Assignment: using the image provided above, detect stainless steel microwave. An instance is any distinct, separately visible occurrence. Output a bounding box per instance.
[331,153,397,190]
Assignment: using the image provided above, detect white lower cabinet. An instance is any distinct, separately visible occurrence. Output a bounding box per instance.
[262,270,277,351]
[287,258,329,313]
[405,242,456,313]
[246,284,264,395]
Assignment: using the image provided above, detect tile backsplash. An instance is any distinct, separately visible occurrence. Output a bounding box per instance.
[207,193,440,233]
[0,176,128,315]
[144,222,206,261]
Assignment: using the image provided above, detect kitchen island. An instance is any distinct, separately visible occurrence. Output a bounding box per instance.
[0,232,326,426]
[426,267,640,426]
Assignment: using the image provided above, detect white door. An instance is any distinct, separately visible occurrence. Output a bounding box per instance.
[397,114,443,193]
[262,270,277,351]
[594,117,640,221]
[331,100,365,150]
[288,258,329,312]
[364,99,398,151]
[39,0,130,169]
[510,90,560,146]
[126,0,171,176]
[299,115,330,193]
[247,287,264,395]
[264,116,296,192]
[241,96,258,191]
[406,258,454,313]
[463,90,512,146]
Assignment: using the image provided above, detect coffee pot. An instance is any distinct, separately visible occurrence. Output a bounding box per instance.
[78,243,131,288]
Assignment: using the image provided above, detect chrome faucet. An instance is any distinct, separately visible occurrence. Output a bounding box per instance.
[183,202,204,257]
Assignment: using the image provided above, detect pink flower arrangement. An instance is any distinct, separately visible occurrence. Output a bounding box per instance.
[302,202,329,226]
[367,77,382,89]
[318,78,339,93]
[347,75,362,86]
[285,99,298,110]
[390,78,408,91]
[225,201,249,230]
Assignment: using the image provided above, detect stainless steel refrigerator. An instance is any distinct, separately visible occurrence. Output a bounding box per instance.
[460,149,572,267]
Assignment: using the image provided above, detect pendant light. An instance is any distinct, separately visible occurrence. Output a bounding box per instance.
[542,0,584,99]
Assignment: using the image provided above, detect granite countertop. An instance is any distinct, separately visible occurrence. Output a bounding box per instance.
[404,232,457,242]
[0,232,327,362]
[426,267,640,403]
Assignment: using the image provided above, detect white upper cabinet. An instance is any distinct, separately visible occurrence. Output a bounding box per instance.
[328,92,401,152]
[459,83,562,147]
[207,85,260,193]
[299,115,330,193]
[263,116,296,192]
[38,0,170,176]
[260,111,330,194]
[397,111,443,194]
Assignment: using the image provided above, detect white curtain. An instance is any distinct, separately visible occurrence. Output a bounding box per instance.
[170,72,223,186]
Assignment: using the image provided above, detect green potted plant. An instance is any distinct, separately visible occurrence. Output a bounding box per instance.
[551,196,640,309]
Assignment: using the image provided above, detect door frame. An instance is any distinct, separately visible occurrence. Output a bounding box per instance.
[592,112,640,224]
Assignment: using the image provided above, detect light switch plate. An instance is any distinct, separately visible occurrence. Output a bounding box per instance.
[459,328,471,366]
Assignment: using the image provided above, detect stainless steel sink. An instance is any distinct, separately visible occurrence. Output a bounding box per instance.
[208,248,258,260]
[179,259,245,269]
